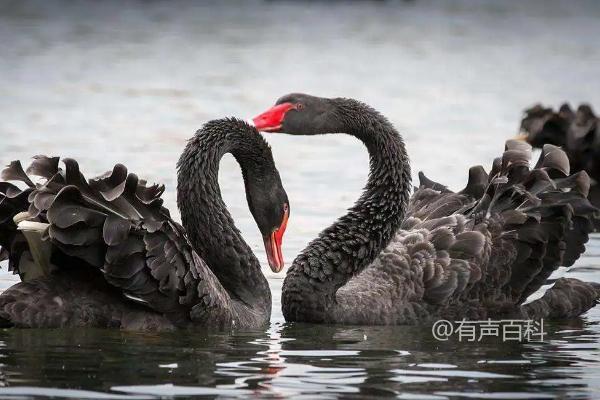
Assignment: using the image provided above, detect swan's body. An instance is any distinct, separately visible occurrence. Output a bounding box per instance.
[0,118,289,330]
[253,94,599,325]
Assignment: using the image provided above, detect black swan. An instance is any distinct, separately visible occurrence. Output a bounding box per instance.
[518,103,600,225]
[252,94,599,325]
[0,118,289,330]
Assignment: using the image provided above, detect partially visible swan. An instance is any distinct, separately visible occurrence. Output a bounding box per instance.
[0,118,289,330]
[518,103,600,227]
[252,94,598,325]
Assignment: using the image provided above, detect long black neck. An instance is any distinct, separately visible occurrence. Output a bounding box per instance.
[283,99,411,321]
[177,118,273,315]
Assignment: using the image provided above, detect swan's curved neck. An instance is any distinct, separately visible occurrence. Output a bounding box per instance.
[283,100,411,320]
[177,124,272,313]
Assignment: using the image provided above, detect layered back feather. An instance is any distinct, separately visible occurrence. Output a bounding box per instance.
[0,156,231,326]
[403,140,598,317]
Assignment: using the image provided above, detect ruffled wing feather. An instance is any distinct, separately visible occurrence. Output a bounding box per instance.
[393,140,598,320]
[0,156,232,327]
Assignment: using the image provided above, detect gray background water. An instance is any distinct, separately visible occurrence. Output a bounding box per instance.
[1,0,600,398]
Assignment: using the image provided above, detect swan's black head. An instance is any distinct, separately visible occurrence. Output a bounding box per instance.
[179,118,290,273]
[243,166,290,274]
[224,119,291,273]
[252,93,342,135]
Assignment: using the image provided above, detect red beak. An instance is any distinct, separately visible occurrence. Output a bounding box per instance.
[252,103,295,132]
[262,208,289,273]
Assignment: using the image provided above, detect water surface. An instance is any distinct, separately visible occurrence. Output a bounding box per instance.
[1,0,600,398]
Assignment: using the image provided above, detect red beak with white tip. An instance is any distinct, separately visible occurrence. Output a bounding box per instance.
[252,103,295,132]
[262,207,289,273]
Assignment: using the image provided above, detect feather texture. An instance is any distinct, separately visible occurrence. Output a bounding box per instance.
[0,155,233,328]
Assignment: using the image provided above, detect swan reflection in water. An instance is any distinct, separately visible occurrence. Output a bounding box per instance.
[0,313,598,398]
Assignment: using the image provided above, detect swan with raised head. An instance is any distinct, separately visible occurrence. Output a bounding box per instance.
[0,118,289,330]
[252,94,599,325]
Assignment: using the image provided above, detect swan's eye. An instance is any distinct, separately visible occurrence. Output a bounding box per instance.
[283,203,289,212]
[296,103,304,111]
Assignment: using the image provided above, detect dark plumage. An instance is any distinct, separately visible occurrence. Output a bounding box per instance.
[0,118,289,330]
[253,94,599,325]
[519,103,600,228]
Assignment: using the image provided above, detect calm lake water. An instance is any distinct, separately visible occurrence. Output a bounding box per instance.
[1,0,600,398]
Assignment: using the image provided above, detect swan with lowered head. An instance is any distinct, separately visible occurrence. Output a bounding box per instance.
[0,118,289,330]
